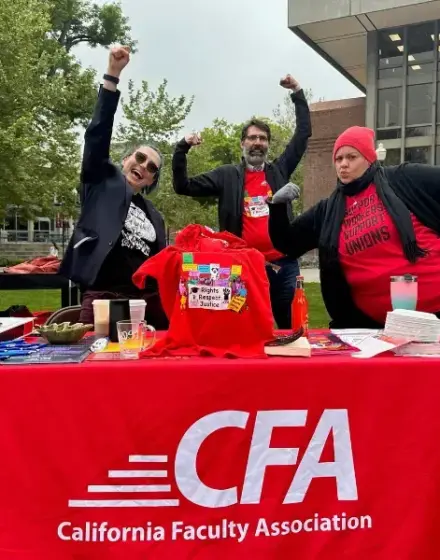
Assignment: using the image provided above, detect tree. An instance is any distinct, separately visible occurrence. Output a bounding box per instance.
[46,0,137,125]
[0,0,81,219]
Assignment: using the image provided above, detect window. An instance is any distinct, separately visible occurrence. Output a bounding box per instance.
[384,149,401,166]
[437,84,440,122]
[436,145,440,164]
[406,84,433,125]
[377,88,402,128]
[405,147,431,164]
[377,129,402,140]
[378,28,404,71]
[407,22,435,85]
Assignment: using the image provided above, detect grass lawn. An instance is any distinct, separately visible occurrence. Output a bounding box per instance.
[0,284,330,329]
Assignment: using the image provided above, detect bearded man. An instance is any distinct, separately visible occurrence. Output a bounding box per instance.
[171,75,311,328]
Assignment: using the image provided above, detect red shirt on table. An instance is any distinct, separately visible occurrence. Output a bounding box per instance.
[241,170,283,262]
[338,184,440,324]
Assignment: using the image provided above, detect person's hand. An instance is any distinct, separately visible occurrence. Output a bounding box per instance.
[270,183,301,204]
[279,74,301,91]
[107,45,131,77]
[184,132,202,147]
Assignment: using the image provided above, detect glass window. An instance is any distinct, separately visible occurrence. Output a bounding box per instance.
[406,126,432,137]
[376,128,402,140]
[405,147,431,164]
[378,88,402,128]
[384,148,401,166]
[407,22,435,65]
[378,28,404,70]
[407,84,433,125]
[437,84,440,122]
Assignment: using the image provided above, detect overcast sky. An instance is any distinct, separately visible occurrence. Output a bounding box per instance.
[74,0,363,132]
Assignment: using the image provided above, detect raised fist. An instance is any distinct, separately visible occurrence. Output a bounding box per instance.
[270,183,301,204]
[279,74,301,91]
[107,46,131,76]
[184,132,202,147]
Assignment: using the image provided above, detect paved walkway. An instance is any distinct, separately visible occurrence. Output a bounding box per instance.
[301,268,320,282]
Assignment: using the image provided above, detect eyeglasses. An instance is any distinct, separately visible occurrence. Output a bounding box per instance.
[245,134,269,143]
[134,151,159,175]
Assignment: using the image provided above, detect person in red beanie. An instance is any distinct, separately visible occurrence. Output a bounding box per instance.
[267,125,440,328]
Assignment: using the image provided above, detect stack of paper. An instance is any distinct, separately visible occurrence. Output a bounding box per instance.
[394,342,440,357]
[384,310,440,343]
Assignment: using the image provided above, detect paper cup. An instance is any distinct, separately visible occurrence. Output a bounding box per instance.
[129,299,147,324]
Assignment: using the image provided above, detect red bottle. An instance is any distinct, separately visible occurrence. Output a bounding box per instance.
[292,275,309,336]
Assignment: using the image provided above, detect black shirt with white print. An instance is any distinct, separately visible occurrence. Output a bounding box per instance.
[91,193,158,292]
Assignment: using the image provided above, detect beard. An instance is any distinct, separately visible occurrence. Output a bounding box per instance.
[243,145,268,167]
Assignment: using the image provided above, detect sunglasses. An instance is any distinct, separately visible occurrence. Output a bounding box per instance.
[134,151,159,175]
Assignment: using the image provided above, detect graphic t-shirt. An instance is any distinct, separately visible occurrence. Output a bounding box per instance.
[339,184,440,323]
[241,170,283,262]
[92,194,157,291]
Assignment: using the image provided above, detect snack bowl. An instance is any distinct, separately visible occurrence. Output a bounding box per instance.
[36,322,93,344]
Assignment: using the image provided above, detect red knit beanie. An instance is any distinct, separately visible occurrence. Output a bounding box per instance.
[333,126,377,163]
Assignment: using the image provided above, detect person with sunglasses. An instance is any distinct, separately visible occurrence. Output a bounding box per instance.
[60,46,168,329]
[172,75,311,328]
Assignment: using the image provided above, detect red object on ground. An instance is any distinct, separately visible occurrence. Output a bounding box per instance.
[4,256,60,274]
[0,355,439,558]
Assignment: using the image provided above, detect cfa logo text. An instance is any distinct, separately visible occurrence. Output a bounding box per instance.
[176,408,357,508]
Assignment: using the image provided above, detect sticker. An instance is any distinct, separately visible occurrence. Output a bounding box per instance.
[182,253,194,264]
[249,204,269,218]
[209,263,220,281]
[188,285,231,310]
[219,267,231,276]
[231,265,242,276]
[198,264,210,274]
[228,296,246,313]
[189,271,200,278]
[182,263,198,272]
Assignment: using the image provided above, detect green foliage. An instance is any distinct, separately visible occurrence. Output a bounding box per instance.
[0,0,136,220]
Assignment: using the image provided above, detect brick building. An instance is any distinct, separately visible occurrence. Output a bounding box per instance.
[303,98,366,209]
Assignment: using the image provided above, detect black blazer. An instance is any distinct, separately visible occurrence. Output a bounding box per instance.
[60,87,166,287]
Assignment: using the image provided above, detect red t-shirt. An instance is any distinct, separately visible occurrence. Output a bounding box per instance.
[339,184,440,323]
[241,170,283,262]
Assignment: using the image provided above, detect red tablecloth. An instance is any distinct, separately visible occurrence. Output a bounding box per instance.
[0,355,440,559]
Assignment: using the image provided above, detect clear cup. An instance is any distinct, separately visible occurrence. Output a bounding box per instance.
[129,299,147,324]
[92,299,110,336]
[390,275,418,311]
[116,320,156,360]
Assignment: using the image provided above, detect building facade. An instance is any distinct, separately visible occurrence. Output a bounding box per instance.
[289,0,440,206]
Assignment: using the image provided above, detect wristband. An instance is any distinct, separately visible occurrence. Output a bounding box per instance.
[103,74,120,84]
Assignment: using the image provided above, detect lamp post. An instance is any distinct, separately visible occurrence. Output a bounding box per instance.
[376,143,387,163]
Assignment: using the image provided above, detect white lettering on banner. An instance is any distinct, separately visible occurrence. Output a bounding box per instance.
[188,285,231,310]
[175,409,357,507]
[56,515,373,543]
[68,409,357,509]
[175,411,249,508]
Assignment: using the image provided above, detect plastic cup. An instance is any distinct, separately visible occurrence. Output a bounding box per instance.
[390,275,418,311]
[129,299,147,324]
[92,299,110,336]
[116,320,156,359]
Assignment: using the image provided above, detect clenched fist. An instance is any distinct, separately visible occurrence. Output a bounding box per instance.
[107,46,131,77]
[184,132,202,147]
[279,74,301,91]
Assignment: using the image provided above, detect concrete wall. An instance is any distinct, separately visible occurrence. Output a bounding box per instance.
[288,0,436,26]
